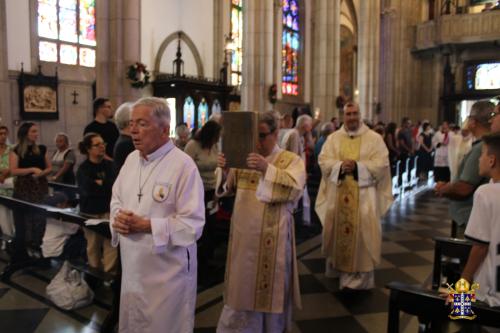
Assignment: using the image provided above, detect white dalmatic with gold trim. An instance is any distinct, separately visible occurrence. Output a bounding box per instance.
[216,145,305,333]
[315,124,393,289]
[110,140,205,333]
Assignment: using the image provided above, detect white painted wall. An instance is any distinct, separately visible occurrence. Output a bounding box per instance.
[6,0,31,71]
[141,0,215,78]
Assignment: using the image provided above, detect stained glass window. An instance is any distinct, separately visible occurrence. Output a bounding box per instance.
[198,98,209,127]
[230,0,243,86]
[183,97,195,130]
[282,0,300,96]
[37,0,96,67]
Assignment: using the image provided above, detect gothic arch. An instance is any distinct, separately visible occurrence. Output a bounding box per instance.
[342,0,358,37]
[154,31,204,77]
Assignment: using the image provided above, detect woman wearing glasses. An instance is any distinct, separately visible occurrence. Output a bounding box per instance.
[77,132,117,275]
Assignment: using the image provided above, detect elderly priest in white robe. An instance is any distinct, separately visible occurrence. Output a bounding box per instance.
[110,97,205,333]
[216,111,306,333]
[315,102,393,290]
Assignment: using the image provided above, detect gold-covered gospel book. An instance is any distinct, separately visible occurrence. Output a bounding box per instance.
[221,111,258,169]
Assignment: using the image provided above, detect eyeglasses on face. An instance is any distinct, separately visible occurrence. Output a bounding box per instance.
[91,142,107,148]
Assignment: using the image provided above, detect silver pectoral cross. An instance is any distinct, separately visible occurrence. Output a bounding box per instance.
[137,191,143,202]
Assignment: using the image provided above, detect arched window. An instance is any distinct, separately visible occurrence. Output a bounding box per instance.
[230,0,243,86]
[183,97,195,130]
[37,0,96,67]
[198,98,209,127]
[282,0,300,96]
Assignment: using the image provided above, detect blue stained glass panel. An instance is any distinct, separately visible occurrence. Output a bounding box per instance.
[198,99,209,127]
[282,0,299,95]
[183,97,195,130]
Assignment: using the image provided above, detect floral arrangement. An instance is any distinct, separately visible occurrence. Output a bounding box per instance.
[126,62,150,89]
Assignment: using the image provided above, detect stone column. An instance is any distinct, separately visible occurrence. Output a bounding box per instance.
[96,0,141,108]
[0,0,12,129]
[357,0,380,121]
[311,0,341,122]
[241,0,274,112]
[379,0,430,124]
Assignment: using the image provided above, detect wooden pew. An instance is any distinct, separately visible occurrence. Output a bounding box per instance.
[0,194,113,282]
[386,281,500,333]
[432,236,472,290]
[386,237,500,333]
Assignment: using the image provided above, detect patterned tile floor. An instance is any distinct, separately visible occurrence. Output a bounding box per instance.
[0,185,451,332]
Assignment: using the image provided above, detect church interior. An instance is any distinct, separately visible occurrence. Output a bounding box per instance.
[0,0,500,332]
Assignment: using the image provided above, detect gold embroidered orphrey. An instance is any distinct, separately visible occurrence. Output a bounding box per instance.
[334,135,361,272]
[252,150,296,311]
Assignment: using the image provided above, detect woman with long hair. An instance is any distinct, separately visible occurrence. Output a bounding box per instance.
[184,120,221,284]
[9,122,52,261]
[77,132,117,274]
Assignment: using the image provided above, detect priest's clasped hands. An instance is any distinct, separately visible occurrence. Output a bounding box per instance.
[217,153,268,174]
[113,209,152,234]
[341,159,356,174]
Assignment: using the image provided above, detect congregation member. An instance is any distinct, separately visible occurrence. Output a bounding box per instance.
[216,111,306,332]
[112,102,135,172]
[435,101,494,236]
[174,123,191,150]
[416,122,434,180]
[10,122,52,262]
[48,132,76,184]
[448,127,472,180]
[491,104,500,132]
[184,120,221,279]
[432,121,451,182]
[0,126,14,247]
[111,97,205,332]
[281,114,313,224]
[460,132,500,307]
[77,133,117,274]
[384,122,400,176]
[41,191,80,259]
[84,97,119,160]
[314,122,335,160]
[315,102,393,290]
[397,117,414,161]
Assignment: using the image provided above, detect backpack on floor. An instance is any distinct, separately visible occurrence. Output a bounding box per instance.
[46,261,94,310]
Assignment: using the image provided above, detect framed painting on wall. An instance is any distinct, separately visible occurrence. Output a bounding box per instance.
[18,66,59,120]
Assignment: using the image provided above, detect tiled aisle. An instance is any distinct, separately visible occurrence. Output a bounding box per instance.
[0,187,451,332]
[194,187,450,333]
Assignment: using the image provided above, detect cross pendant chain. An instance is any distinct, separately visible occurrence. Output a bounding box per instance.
[138,153,168,203]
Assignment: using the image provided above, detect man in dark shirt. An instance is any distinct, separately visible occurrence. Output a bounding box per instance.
[113,102,135,173]
[84,98,119,160]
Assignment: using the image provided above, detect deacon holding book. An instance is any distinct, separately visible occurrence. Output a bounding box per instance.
[110,97,205,332]
[216,111,306,332]
[315,101,393,290]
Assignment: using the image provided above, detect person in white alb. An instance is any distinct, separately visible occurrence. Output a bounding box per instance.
[110,97,205,333]
[315,102,393,290]
[461,132,500,307]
